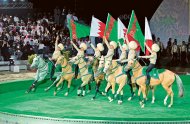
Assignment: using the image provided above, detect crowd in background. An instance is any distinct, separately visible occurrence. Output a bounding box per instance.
[0,7,190,68]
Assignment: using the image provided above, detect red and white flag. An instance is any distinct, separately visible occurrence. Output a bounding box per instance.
[145,17,153,55]
[90,16,105,38]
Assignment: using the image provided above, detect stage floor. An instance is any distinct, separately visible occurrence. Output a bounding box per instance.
[0,75,190,123]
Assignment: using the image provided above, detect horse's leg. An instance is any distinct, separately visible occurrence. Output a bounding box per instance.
[138,87,142,105]
[127,83,133,101]
[115,80,125,100]
[45,75,61,91]
[54,77,64,96]
[108,82,115,102]
[151,86,155,104]
[26,80,37,93]
[168,87,174,108]
[163,84,174,107]
[140,85,147,108]
[87,79,92,93]
[118,90,123,105]
[92,80,100,100]
[64,79,72,96]
[102,82,111,96]
[82,85,86,96]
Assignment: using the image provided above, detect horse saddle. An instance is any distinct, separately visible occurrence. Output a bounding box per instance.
[142,66,165,79]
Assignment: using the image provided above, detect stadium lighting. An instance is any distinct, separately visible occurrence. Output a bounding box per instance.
[13,0,16,2]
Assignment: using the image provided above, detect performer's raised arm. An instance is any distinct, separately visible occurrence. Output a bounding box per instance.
[118,42,122,50]
[71,40,80,52]
[145,43,153,54]
[55,35,59,51]
[103,36,110,49]
[90,43,96,51]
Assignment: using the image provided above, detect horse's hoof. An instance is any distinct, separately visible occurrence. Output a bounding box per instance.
[54,92,57,96]
[87,90,91,93]
[141,104,145,108]
[164,102,167,106]
[91,97,95,100]
[64,92,68,96]
[128,97,132,101]
[77,94,81,96]
[108,97,113,102]
[139,101,143,105]
[102,92,106,96]
[31,88,35,92]
[168,104,172,108]
[57,88,61,91]
[118,100,123,105]
[146,98,148,101]
[151,101,155,104]
[44,88,49,92]
[25,91,29,94]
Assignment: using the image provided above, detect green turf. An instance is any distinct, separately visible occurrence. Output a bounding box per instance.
[0,75,190,121]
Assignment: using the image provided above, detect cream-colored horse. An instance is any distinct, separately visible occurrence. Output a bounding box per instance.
[103,59,129,104]
[88,56,105,100]
[51,55,75,96]
[70,56,92,96]
[126,60,184,108]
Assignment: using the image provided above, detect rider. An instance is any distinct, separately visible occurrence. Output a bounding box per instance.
[70,40,87,79]
[90,43,104,58]
[103,36,117,60]
[121,40,138,84]
[115,42,128,64]
[138,43,160,85]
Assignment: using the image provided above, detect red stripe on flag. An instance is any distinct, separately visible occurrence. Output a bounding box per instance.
[98,22,106,38]
[105,16,115,39]
[70,20,77,40]
[145,39,153,55]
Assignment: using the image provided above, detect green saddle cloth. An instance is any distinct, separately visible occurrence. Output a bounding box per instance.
[142,66,165,79]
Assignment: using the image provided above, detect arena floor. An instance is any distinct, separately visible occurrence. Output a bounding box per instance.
[0,75,190,123]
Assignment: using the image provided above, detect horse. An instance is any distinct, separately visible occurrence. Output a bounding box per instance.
[70,56,93,96]
[52,55,75,96]
[103,59,131,104]
[26,55,54,93]
[87,56,105,100]
[126,60,184,108]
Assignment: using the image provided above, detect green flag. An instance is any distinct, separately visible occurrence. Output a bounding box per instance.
[68,19,90,40]
[127,10,145,52]
[104,13,118,42]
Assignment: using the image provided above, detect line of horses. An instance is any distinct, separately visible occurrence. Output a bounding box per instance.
[26,54,184,108]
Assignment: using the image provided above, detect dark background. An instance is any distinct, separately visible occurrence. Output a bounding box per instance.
[29,0,163,27]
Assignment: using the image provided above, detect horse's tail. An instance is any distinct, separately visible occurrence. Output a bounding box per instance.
[175,74,184,97]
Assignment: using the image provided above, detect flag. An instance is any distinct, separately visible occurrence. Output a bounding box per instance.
[90,16,105,38]
[67,19,90,40]
[118,18,127,45]
[145,17,153,55]
[127,10,145,52]
[104,13,118,42]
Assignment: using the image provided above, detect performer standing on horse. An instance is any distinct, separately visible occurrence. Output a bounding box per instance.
[90,43,104,59]
[70,40,87,79]
[115,42,128,64]
[138,43,160,85]
[103,36,117,60]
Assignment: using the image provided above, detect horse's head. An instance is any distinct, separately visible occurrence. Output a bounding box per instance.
[56,55,66,66]
[126,59,139,71]
[103,59,112,73]
[30,55,42,69]
[52,50,61,61]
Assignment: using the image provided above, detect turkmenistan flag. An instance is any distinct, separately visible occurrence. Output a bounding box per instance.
[127,10,145,52]
[104,13,118,42]
[67,19,90,40]
[118,18,127,45]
